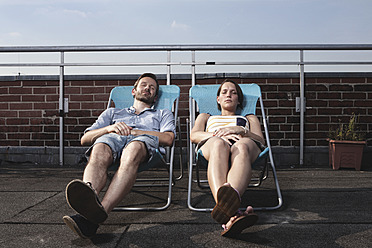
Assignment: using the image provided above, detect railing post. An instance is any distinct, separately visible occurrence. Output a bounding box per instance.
[191,50,196,125]
[167,50,171,85]
[190,50,196,166]
[59,51,65,166]
[191,50,196,87]
[299,50,305,166]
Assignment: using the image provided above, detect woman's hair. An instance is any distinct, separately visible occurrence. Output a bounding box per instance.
[217,80,244,111]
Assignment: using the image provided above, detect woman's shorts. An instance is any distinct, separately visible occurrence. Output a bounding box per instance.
[196,136,266,154]
[196,136,266,165]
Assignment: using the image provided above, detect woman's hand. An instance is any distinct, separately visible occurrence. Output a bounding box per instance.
[219,134,242,146]
[213,126,245,137]
[106,122,133,136]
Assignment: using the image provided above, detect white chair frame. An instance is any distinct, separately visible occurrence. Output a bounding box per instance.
[187,84,283,212]
[106,85,180,211]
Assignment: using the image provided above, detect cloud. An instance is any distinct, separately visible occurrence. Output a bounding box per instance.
[8,32,22,37]
[171,20,190,30]
[63,9,88,18]
[35,6,89,19]
[0,0,106,5]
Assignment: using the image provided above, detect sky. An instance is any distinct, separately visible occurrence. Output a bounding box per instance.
[1,0,372,75]
[1,0,372,46]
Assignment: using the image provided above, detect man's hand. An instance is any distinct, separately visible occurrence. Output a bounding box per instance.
[107,122,133,136]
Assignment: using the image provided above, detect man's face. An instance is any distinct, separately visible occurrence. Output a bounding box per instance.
[132,77,158,105]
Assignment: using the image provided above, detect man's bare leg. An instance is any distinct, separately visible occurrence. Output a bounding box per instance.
[64,143,112,226]
[101,141,148,213]
[83,143,113,194]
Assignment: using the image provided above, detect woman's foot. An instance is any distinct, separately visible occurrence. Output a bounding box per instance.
[221,206,258,237]
[211,183,241,224]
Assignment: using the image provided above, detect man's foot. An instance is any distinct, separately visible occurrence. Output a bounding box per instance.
[211,183,241,224]
[63,214,99,239]
[65,179,108,224]
[221,206,258,237]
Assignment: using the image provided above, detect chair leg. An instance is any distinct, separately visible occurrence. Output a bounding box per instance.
[252,159,283,211]
[113,157,174,211]
[187,159,211,212]
[187,157,283,212]
[113,172,173,211]
[174,116,184,181]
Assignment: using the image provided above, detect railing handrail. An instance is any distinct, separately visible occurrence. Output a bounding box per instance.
[2,61,372,68]
[1,44,372,52]
[2,43,372,166]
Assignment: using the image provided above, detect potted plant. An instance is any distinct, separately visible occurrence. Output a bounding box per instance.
[328,113,366,170]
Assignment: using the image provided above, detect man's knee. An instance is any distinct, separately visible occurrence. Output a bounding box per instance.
[89,143,113,164]
[120,141,148,165]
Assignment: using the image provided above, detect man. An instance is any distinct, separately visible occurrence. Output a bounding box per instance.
[63,73,176,239]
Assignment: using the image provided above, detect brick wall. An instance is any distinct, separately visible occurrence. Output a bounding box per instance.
[1,73,371,151]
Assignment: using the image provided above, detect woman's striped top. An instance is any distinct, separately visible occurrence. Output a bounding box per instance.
[205,115,249,132]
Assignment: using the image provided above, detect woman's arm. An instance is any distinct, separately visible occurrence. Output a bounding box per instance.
[244,114,265,145]
[190,113,213,144]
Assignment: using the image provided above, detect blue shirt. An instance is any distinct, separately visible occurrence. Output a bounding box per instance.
[85,106,176,152]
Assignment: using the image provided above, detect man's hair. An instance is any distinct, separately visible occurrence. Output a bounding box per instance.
[134,73,159,96]
[217,79,244,111]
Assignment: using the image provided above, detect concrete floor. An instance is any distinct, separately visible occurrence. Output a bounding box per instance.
[0,163,372,247]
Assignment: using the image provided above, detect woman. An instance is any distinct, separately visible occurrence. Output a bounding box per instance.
[190,80,266,237]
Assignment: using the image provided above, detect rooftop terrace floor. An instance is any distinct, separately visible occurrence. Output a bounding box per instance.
[0,163,371,247]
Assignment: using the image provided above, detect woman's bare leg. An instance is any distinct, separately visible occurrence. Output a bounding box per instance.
[200,137,231,202]
[227,139,261,196]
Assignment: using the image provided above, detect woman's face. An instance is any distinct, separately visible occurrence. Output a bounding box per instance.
[217,82,239,111]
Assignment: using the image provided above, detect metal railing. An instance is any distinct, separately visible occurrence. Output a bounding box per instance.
[1,44,372,166]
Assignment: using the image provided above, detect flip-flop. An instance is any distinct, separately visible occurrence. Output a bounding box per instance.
[66,179,108,224]
[221,213,258,237]
[211,184,241,224]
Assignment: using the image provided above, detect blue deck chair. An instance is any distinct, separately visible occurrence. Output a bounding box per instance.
[107,85,180,211]
[187,84,283,211]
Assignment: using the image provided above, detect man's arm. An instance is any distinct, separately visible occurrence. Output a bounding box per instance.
[81,122,133,146]
[82,127,175,147]
[147,108,175,147]
[131,129,175,147]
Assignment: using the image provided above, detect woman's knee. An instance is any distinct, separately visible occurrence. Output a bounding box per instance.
[232,141,260,161]
[202,138,230,160]
[232,142,251,155]
[209,137,230,151]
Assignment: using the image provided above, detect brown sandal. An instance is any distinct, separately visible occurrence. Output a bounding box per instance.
[211,184,241,224]
[221,212,258,237]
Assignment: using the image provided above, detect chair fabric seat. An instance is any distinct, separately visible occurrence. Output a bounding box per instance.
[187,83,283,212]
[107,85,180,211]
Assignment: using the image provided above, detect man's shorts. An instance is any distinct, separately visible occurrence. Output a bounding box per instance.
[85,133,160,171]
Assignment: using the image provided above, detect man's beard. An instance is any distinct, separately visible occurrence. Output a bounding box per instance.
[135,91,156,105]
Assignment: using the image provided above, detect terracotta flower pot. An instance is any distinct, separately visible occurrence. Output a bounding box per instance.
[328,139,366,171]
